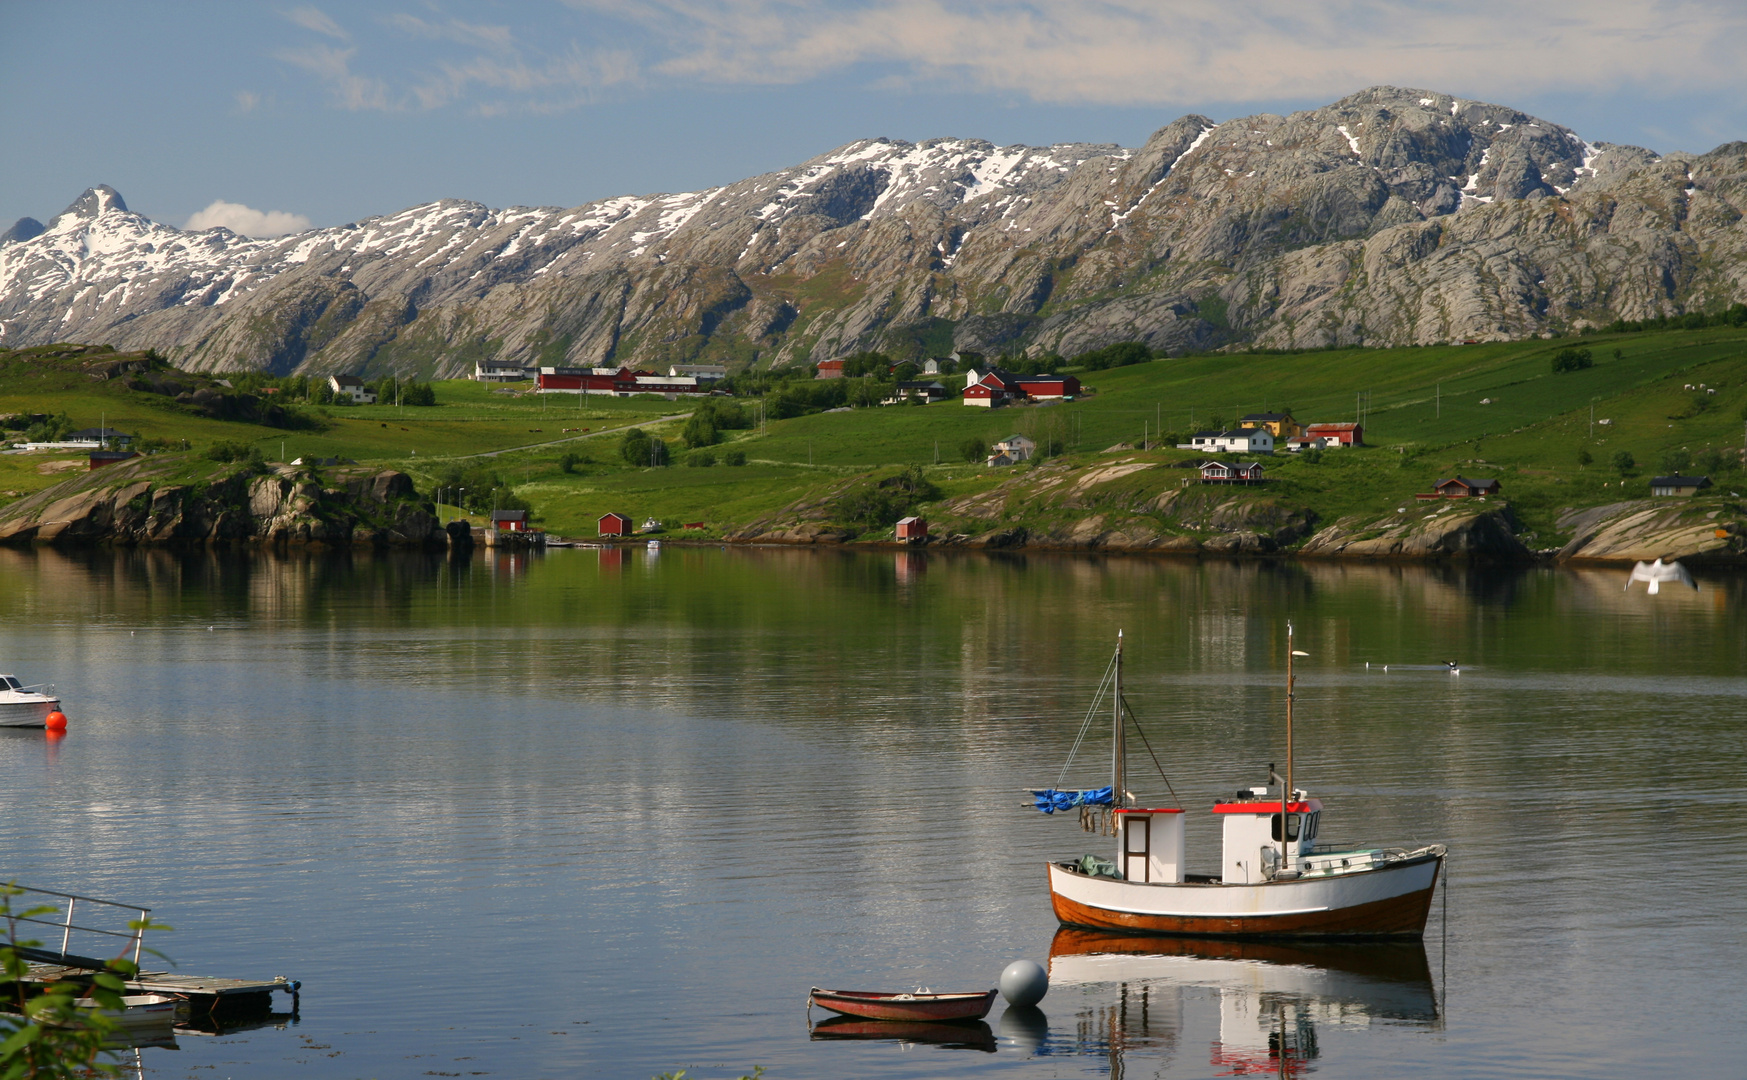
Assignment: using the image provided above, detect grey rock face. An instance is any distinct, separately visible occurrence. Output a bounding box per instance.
[2,88,1744,371]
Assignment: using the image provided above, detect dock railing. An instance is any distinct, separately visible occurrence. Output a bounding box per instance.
[4,883,151,968]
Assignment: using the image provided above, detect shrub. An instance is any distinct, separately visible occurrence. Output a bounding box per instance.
[401,381,437,406]
[1576,448,1593,468]
[1551,347,1594,373]
[205,440,261,463]
[686,449,716,467]
[960,436,988,463]
[1612,450,1636,476]
[682,413,718,448]
[1660,449,1692,474]
[559,452,585,474]
[1074,342,1153,371]
[723,449,747,466]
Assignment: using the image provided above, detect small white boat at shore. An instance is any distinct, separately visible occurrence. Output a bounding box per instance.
[0,674,61,728]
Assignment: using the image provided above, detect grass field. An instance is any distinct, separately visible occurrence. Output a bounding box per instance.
[5,326,1747,540]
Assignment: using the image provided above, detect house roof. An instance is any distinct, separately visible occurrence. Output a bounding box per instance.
[896,516,923,525]
[1651,475,1712,486]
[68,427,129,439]
[1435,477,1500,490]
[492,510,528,523]
[599,511,631,521]
[1241,412,1292,421]
[1305,422,1360,431]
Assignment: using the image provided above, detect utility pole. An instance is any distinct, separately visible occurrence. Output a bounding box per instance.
[1436,382,1440,420]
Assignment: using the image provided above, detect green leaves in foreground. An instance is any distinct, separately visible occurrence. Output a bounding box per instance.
[1,885,172,1079]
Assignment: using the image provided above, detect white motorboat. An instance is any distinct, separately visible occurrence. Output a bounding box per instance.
[0,674,61,728]
[1039,628,1445,939]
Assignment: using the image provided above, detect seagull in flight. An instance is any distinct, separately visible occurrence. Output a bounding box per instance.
[1625,558,1697,595]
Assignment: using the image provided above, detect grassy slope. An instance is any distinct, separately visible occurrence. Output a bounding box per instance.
[5,328,1746,542]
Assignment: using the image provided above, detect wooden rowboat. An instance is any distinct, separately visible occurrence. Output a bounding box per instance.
[808,987,997,1023]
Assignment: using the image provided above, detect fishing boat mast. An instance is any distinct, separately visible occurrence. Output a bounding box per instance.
[1281,622,1307,878]
[1113,631,1127,808]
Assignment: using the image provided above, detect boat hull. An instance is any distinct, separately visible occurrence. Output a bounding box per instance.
[0,697,60,728]
[1048,849,1443,939]
[809,988,997,1022]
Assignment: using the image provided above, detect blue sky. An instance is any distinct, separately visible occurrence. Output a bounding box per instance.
[5,1,1745,236]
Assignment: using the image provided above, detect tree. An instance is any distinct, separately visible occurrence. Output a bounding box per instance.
[1551,347,1594,373]
[1660,449,1692,474]
[723,449,747,466]
[402,381,437,406]
[960,436,987,463]
[620,428,652,466]
[1612,450,1636,476]
[1075,342,1152,370]
[681,412,718,448]
[1576,447,1593,468]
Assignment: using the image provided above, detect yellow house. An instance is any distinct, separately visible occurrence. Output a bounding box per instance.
[1239,412,1302,438]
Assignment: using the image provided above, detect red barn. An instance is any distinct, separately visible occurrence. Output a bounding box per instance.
[492,510,529,532]
[896,516,928,542]
[815,359,846,379]
[598,512,633,536]
[1303,422,1363,446]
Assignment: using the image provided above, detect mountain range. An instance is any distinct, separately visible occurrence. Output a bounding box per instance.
[2,86,1744,379]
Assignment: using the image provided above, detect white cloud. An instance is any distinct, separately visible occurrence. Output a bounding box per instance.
[185,201,312,238]
[285,5,349,40]
[565,0,1747,107]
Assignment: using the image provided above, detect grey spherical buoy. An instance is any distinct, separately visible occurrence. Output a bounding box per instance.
[999,959,1048,1007]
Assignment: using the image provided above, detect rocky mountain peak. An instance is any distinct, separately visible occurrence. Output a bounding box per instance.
[53,184,129,226]
[0,217,45,246]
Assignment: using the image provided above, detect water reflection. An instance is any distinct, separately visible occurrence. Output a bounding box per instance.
[1047,929,1439,1076]
[808,1015,996,1052]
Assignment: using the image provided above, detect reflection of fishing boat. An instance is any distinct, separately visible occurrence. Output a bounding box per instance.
[93,994,179,1030]
[1048,928,1439,1076]
[1040,629,1445,938]
[808,987,997,1022]
[808,1014,996,1052]
[1047,928,1439,1022]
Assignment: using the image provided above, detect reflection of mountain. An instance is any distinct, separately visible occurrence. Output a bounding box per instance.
[1048,929,1439,1076]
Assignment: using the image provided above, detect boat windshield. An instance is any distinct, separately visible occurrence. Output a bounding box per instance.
[1,677,21,691]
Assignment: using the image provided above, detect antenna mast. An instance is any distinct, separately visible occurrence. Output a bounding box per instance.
[1113,631,1127,808]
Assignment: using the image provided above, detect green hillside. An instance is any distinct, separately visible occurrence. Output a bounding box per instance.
[4,327,1746,543]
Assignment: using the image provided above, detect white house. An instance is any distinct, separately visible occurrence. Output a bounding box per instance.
[986,434,1037,467]
[329,374,377,404]
[474,359,532,382]
[668,364,727,381]
[1182,428,1274,454]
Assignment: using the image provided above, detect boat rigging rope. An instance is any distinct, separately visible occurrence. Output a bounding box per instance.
[1120,691,1182,809]
[1054,650,1120,791]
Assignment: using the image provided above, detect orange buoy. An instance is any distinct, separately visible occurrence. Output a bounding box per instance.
[44,711,67,732]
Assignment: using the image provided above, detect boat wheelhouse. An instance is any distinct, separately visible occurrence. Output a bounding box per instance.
[1039,630,1445,939]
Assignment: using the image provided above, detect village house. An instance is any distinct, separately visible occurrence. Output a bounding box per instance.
[1303,422,1363,446]
[492,510,529,532]
[1200,460,1266,484]
[896,516,928,542]
[986,434,1037,466]
[668,364,727,381]
[474,359,533,382]
[88,450,138,470]
[537,367,706,396]
[1184,428,1275,454]
[1283,435,1336,453]
[815,359,846,379]
[1239,412,1303,438]
[329,374,377,404]
[598,512,633,536]
[883,380,954,405]
[66,427,132,449]
[1418,477,1502,500]
[1650,475,1713,496]
[962,368,1082,407]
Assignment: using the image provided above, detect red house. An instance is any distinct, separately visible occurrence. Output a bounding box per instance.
[815,359,846,379]
[896,516,928,542]
[1014,374,1081,400]
[1416,477,1501,500]
[492,510,529,532]
[598,512,633,536]
[1304,422,1363,446]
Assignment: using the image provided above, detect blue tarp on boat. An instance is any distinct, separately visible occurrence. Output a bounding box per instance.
[1031,787,1114,814]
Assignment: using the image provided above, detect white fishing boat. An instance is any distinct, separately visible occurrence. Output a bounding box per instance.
[0,674,62,728]
[1039,628,1445,939]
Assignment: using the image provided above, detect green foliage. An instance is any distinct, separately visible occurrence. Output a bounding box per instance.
[2,885,172,1079]
[21,412,74,443]
[1073,342,1153,371]
[205,439,262,464]
[681,413,718,449]
[686,449,716,467]
[767,379,848,419]
[1612,449,1636,475]
[722,449,747,466]
[1660,449,1692,474]
[833,465,941,528]
[1576,447,1593,468]
[559,451,585,474]
[1551,347,1594,373]
[619,428,669,467]
[838,351,892,378]
[1601,303,1747,334]
[401,381,437,406]
[960,436,988,463]
[431,464,529,512]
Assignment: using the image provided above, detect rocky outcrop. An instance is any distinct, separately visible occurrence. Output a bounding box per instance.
[1298,503,1530,560]
[1555,498,1747,563]
[0,457,449,548]
[4,89,1745,374]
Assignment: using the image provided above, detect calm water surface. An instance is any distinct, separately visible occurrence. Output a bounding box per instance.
[2,546,1744,1079]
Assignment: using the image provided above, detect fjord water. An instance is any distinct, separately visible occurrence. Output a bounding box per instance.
[2,546,1743,1079]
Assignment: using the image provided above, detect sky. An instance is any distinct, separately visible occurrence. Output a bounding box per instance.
[4,1,1746,237]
